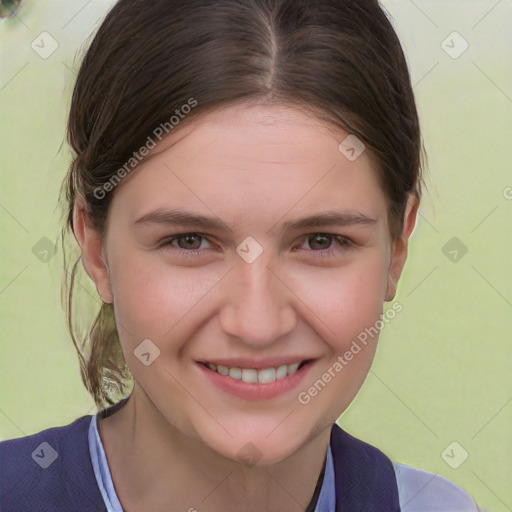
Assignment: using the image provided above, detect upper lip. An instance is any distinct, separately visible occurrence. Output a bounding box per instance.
[198,357,316,369]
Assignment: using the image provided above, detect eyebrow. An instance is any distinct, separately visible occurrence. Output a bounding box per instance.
[134,208,377,233]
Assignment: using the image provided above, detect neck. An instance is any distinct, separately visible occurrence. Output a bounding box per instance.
[98,390,331,512]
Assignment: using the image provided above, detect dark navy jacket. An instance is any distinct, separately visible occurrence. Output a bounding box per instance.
[1,401,400,512]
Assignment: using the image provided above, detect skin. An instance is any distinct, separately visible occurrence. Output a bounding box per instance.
[74,103,418,512]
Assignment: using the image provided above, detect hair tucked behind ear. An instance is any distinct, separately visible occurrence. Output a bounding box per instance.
[60,223,132,410]
[85,302,130,407]
[61,0,425,410]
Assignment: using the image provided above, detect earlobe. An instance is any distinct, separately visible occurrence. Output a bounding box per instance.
[385,278,397,302]
[72,199,113,304]
[385,194,419,302]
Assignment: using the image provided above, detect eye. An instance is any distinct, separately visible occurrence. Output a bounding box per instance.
[159,233,213,257]
[297,233,354,258]
[158,232,354,259]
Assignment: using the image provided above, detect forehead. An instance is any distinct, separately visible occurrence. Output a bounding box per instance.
[109,103,388,228]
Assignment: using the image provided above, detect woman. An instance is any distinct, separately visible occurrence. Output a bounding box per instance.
[1,0,485,510]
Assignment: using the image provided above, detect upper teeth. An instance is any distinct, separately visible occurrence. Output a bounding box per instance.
[205,362,302,384]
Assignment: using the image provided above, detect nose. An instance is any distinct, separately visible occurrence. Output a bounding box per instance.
[218,254,296,349]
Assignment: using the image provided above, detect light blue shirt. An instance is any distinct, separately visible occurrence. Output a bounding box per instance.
[88,415,483,512]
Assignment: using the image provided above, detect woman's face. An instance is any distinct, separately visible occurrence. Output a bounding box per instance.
[84,104,414,464]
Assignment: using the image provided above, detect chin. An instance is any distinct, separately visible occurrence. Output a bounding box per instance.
[197,419,315,467]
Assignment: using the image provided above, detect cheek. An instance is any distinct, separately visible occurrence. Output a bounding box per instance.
[108,239,389,357]
[292,254,390,416]
[113,263,199,326]
[107,245,227,350]
[288,251,389,350]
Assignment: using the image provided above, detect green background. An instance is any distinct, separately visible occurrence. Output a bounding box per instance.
[1,1,511,510]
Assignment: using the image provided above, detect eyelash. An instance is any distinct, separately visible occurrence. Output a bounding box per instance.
[158,232,354,259]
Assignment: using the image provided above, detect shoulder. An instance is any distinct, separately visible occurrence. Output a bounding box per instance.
[393,462,485,512]
[329,424,401,510]
[0,414,105,512]
[330,424,398,478]
[329,425,485,512]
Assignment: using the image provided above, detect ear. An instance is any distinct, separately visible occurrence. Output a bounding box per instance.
[385,194,419,301]
[72,198,113,303]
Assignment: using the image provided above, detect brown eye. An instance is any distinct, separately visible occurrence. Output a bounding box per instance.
[306,234,335,251]
[174,234,203,250]
[159,233,213,258]
[298,233,353,258]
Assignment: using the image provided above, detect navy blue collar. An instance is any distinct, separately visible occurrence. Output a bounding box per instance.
[330,422,400,511]
[100,398,400,511]
[0,397,400,512]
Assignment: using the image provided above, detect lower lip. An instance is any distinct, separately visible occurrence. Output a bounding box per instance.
[196,361,315,401]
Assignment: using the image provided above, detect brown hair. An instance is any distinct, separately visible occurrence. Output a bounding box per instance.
[61,0,425,410]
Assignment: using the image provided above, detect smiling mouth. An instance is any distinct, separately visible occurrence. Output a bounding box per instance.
[199,360,312,384]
